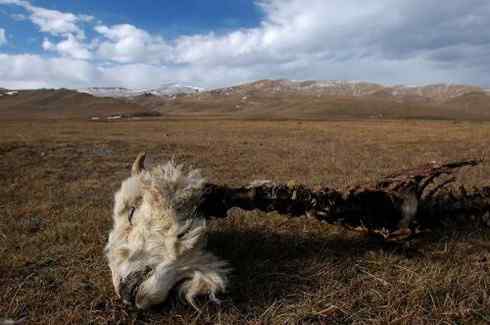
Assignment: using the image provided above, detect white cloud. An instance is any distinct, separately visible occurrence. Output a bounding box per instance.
[41,38,53,50]
[0,28,6,46]
[10,13,26,21]
[42,34,92,60]
[29,6,85,38]
[0,51,483,91]
[87,0,490,85]
[0,53,96,88]
[1,0,490,89]
[0,0,88,38]
[94,24,172,64]
[79,15,95,23]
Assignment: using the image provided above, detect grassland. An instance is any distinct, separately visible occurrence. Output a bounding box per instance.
[1,119,490,324]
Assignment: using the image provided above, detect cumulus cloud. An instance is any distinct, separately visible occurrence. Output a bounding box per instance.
[94,24,172,64]
[0,53,96,88]
[0,28,6,46]
[166,0,490,71]
[0,0,89,38]
[42,35,92,60]
[1,0,94,60]
[1,0,490,89]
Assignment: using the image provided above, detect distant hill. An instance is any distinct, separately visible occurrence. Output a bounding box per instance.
[205,80,487,103]
[136,80,490,121]
[0,88,150,119]
[1,80,489,120]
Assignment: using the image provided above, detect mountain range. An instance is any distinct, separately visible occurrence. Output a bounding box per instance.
[205,80,489,103]
[1,80,489,120]
[76,80,490,103]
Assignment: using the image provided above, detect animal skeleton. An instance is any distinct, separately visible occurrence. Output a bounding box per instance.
[106,153,490,309]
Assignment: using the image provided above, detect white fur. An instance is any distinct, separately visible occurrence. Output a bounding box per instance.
[105,160,228,309]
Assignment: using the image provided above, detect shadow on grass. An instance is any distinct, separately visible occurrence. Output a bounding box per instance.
[107,222,489,323]
[121,229,372,318]
[207,223,489,304]
[206,229,392,306]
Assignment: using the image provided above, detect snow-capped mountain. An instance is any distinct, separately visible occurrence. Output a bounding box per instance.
[78,87,135,98]
[76,79,488,103]
[78,83,203,98]
[207,79,486,103]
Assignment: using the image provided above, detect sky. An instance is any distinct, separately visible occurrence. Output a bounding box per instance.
[0,0,490,89]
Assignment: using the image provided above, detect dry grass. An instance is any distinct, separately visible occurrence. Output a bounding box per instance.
[1,119,490,324]
[0,89,147,119]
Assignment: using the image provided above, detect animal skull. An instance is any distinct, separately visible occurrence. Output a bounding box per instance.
[105,153,228,309]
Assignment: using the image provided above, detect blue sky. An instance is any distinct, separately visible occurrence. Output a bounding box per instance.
[0,0,263,53]
[31,0,263,37]
[1,0,490,89]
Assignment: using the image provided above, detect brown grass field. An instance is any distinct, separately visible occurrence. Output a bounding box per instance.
[1,119,490,324]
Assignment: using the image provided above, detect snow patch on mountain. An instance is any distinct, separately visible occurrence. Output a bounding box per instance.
[207,79,487,102]
[76,79,489,103]
[78,84,203,98]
